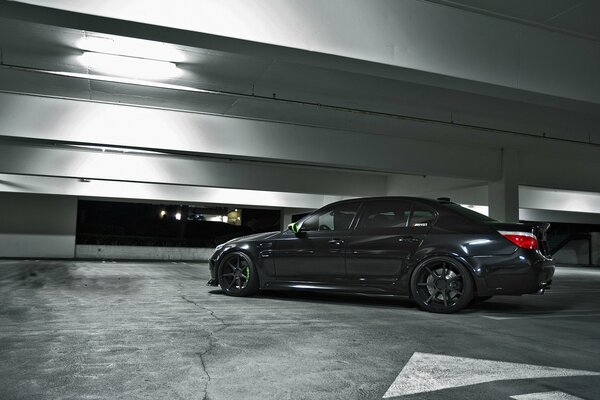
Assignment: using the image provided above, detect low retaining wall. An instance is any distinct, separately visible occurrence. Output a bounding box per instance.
[75,245,214,261]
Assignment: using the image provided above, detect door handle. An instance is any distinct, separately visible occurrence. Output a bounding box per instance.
[398,236,420,243]
[329,239,344,245]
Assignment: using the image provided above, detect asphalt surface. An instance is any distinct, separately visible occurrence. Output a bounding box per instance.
[1,260,599,400]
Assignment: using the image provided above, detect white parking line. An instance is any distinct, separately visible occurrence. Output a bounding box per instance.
[382,352,600,398]
[483,312,600,320]
[511,391,585,400]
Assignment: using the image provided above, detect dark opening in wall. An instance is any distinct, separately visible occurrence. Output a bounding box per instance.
[76,200,281,247]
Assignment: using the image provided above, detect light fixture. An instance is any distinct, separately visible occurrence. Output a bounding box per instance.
[160,210,167,218]
[175,212,182,221]
[80,51,180,79]
[67,144,164,155]
[79,35,185,63]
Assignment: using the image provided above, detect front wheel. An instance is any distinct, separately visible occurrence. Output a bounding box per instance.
[217,251,259,297]
[410,256,474,313]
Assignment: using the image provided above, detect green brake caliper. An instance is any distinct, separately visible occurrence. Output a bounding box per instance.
[243,266,250,284]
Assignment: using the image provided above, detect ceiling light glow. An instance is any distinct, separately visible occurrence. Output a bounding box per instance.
[79,35,185,63]
[81,52,180,79]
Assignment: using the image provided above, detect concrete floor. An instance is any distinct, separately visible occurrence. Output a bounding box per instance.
[1,260,599,400]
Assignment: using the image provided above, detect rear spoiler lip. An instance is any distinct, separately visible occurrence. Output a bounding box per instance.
[485,221,550,233]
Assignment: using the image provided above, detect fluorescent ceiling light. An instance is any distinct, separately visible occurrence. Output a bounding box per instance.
[81,51,180,79]
[67,144,164,155]
[79,35,185,63]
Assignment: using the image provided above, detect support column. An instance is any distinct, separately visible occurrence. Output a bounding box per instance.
[280,209,294,231]
[488,149,519,223]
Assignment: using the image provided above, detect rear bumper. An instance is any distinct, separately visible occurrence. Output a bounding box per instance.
[470,251,555,296]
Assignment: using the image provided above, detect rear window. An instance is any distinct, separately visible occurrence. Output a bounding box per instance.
[443,203,497,222]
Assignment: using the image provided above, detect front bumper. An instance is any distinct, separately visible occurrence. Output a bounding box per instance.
[207,258,218,286]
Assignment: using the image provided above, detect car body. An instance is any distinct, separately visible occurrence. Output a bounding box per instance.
[207,197,555,313]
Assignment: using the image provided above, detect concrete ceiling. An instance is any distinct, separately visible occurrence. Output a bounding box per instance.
[427,0,600,41]
[0,0,599,216]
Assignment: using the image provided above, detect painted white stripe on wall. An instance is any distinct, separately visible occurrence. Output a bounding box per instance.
[75,245,214,261]
[0,234,75,258]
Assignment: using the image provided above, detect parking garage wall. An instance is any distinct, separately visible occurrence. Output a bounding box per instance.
[0,193,77,258]
[75,245,213,261]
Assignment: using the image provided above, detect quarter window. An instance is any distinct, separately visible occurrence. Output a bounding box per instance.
[409,208,436,227]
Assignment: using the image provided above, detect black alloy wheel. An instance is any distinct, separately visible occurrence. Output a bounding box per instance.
[217,251,259,297]
[410,256,474,313]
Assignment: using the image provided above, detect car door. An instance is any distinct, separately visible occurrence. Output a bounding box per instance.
[272,202,360,282]
[345,200,436,286]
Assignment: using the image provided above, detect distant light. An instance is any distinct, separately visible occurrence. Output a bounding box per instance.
[175,212,182,221]
[81,52,180,79]
[222,216,228,223]
[160,210,167,218]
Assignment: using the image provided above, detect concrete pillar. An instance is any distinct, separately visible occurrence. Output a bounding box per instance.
[488,149,519,223]
[280,209,295,231]
[591,232,600,266]
[0,193,77,258]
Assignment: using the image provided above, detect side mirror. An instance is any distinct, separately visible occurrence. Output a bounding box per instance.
[287,222,302,233]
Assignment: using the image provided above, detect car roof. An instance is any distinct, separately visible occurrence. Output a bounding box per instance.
[324,196,449,208]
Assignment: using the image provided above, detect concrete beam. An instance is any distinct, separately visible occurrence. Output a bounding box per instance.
[0,173,329,210]
[6,0,600,104]
[0,92,501,180]
[0,142,387,197]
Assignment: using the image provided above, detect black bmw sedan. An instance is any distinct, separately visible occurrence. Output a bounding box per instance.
[207,197,555,313]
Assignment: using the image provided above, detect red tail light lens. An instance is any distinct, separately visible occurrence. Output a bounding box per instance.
[498,231,539,250]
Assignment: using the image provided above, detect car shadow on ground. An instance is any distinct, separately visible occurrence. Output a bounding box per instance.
[208,288,417,310]
[464,298,573,315]
[208,289,571,315]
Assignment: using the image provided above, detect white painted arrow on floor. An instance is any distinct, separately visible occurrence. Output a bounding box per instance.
[511,391,584,400]
[383,352,600,398]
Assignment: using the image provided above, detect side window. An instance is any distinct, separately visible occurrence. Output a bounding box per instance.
[357,201,412,230]
[301,203,359,232]
[409,207,436,227]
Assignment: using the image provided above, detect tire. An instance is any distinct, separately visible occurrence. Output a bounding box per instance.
[410,256,474,313]
[217,251,259,297]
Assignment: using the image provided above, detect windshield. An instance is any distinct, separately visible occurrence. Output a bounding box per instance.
[443,203,497,223]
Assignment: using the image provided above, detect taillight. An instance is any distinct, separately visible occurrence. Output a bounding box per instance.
[498,231,539,250]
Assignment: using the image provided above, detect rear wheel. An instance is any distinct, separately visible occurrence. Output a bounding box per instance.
[217,251,259,297]
[410,256,474,313]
